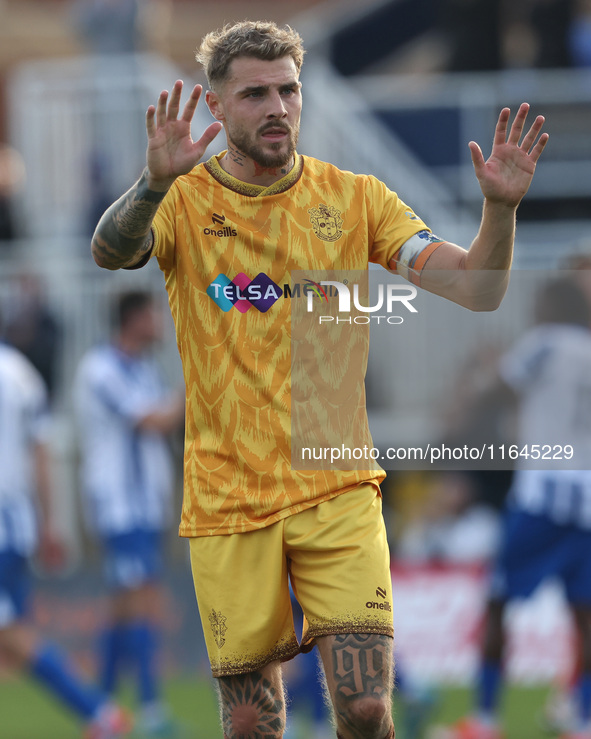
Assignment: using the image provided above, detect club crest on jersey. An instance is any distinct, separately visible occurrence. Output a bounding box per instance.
[308,204,343,242]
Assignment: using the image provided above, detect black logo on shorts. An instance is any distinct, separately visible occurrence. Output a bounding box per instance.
[209,609,228,648]
[366,586,391,612]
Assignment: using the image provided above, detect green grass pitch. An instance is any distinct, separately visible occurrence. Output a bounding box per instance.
[0,675,220,738]
[0,677,556,739]
[421,684,557,739]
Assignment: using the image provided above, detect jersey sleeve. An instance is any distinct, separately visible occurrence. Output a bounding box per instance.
[367,177,431,270]
[151,183,180,269]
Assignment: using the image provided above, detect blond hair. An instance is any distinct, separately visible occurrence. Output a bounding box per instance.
[196,20,305,89]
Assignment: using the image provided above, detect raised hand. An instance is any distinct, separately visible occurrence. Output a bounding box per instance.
[469,103,549,208]
[145,80,223,189]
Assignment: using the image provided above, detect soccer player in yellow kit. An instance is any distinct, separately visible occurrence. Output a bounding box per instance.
[90,20,548,739]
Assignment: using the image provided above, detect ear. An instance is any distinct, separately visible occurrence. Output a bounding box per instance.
[206,90,225,122]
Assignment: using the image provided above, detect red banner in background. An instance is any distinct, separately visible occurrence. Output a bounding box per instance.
[391,562,575,685]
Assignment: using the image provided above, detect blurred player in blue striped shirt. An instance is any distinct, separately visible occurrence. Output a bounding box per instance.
[434,277,591,739]
[0,314,131,739]
[74,290,184,737]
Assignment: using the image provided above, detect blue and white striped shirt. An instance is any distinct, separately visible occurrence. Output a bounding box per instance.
[74,344,176,536]
[501,324,591,527]
[0,343,49,555]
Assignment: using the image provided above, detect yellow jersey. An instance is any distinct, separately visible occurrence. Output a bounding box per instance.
[151,152,429,537]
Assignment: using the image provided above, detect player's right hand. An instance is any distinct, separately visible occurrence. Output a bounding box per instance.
[145,80,223,190]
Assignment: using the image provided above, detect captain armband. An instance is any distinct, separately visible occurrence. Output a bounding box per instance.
[394,230,445,285]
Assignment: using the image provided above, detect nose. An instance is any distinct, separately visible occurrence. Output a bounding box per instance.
[267,91,288,118]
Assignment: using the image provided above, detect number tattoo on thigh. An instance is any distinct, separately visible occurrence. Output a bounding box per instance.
[329,634,394,739]
[331,633,393,699]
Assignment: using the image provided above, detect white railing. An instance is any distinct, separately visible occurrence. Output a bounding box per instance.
[299,54,477,248]
[7,52,213,242]
[347,67,591,267]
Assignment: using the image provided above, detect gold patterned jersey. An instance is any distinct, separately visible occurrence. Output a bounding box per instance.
[152,152,429,537]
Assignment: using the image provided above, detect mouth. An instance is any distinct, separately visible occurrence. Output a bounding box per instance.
[260,126,289,142]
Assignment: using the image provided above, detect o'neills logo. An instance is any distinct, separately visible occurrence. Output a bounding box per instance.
[204,213,237,237]
[366,600,392,611]
[366,585,391,611]
[204,225,237,237]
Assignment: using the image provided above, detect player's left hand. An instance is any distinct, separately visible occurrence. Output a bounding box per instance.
[469,103,549,208]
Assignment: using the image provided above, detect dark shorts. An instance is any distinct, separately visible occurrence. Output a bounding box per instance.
[490,508,591,605]
[0,550,29,627]
[102,528,163,590]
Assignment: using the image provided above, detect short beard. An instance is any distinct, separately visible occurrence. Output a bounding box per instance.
[229,121,299,169]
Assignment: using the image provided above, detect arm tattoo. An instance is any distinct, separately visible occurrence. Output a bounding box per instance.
[218,671,284,738]
[91,168,167,270]
[330,634,393,739]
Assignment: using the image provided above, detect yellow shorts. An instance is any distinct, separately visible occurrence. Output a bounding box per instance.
[189,483,393,677]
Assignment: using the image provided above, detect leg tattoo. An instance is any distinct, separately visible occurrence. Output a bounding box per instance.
[218,670,285,738]
[324,633,394,739]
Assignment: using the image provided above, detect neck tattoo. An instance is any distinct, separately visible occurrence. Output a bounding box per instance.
[227,145,245,167]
